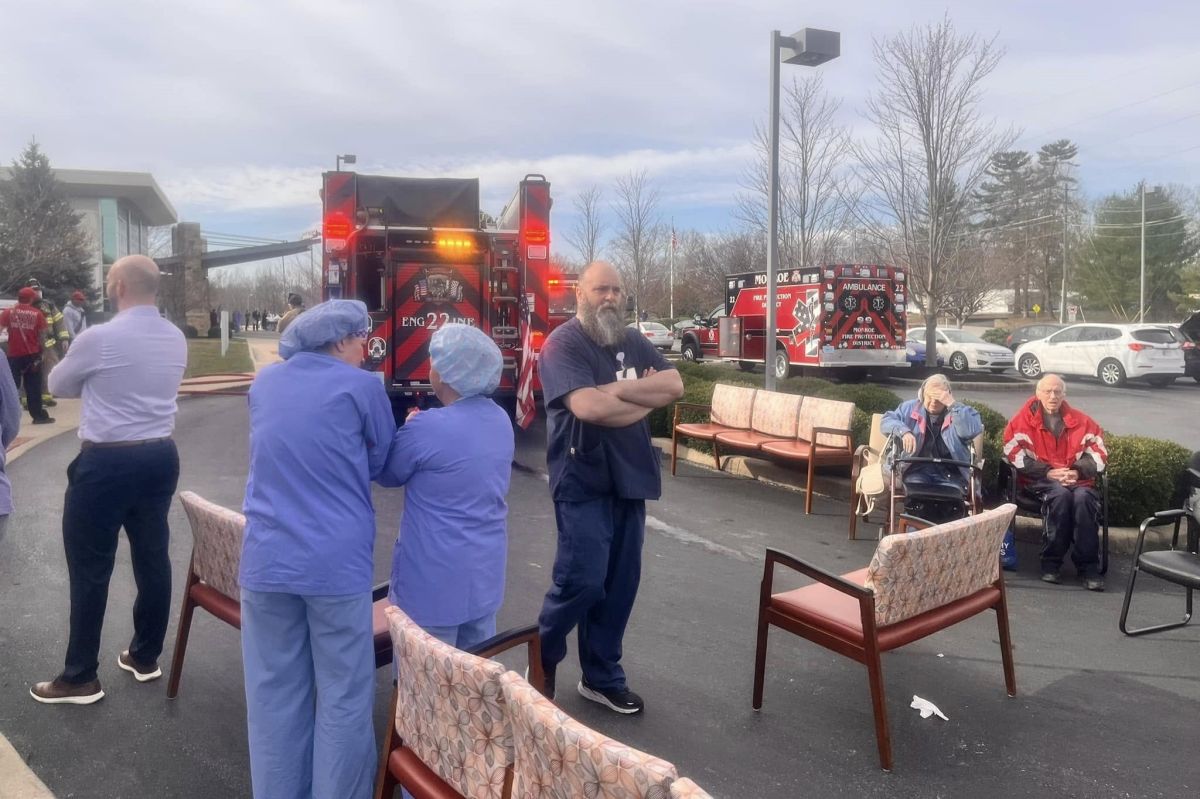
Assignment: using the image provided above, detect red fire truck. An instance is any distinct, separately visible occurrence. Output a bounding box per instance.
[678,264,909,380]
[321,172,552,414]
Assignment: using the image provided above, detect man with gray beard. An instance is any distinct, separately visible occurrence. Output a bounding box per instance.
[536,261,683,714]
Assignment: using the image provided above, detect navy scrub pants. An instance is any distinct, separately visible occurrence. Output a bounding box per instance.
[61,440,179,684]
[538,497,645,691]
[1029,478,1101,577]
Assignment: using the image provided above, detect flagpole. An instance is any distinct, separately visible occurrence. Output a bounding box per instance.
[669,220,675,320]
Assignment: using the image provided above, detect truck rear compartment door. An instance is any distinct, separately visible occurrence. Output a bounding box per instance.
[390,261,484,390]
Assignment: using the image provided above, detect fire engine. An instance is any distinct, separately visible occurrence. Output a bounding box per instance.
[321,172,552,414]
[678,264,909,380]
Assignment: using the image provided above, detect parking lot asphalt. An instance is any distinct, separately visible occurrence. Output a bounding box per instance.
[1,395,1198,798]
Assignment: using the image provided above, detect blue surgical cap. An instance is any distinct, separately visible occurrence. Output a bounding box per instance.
[278,299,370,360]
[429,323,502,398]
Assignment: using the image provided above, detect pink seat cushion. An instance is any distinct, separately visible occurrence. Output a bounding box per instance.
[770,568,1001,651]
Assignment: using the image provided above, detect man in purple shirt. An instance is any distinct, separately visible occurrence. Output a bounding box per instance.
[31,255,186,705]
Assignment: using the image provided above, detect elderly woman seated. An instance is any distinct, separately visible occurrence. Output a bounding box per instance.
[880,374,983,524]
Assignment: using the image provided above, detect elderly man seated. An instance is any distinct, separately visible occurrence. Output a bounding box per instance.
[1003,374,1107,590]
[880,374,983,523]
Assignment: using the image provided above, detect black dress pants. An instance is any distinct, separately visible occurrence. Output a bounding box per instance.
[61,440,179,684]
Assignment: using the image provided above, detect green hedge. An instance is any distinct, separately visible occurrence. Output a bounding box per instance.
[981,328,1010,346]
[1104,435,1191,526]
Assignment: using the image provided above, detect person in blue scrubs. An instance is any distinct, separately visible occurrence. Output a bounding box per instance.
[380,323,513,651]
[239,300,395,799]
[536,261,683,715]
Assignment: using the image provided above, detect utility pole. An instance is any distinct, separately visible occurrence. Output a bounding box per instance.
[1059,183,1069,324]
[1139,180,1146,323]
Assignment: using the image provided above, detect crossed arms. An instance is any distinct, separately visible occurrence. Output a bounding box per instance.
[564,368,685,428]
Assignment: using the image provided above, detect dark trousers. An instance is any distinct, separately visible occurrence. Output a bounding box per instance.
[1029,478,1101,577]
[61,441,180,684]
[538,497,645,691]
[8,354,45,420]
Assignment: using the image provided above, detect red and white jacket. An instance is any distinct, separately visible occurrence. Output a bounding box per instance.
[1003,398,1107,487]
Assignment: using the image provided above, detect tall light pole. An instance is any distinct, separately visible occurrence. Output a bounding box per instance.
[765,28,840,390]
[336,153,357,172]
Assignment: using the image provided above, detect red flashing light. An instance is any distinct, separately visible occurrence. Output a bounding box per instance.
[525,227,548,244]
[531,331,545,350]
[323,212,352,240]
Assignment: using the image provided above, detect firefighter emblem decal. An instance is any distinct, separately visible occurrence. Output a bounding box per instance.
[414,268,464,303]
[367,336,387,360]
[789,291,822,357]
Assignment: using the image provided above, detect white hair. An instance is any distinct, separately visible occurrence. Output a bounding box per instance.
[918,373,952,402]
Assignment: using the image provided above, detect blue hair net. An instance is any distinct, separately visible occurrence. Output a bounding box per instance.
[278,299,370,360]
[429,323,502,398]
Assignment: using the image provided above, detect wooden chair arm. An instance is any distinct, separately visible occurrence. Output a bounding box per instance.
[761,547,873,599]
[468,624,545,693]
[812,425,854,453]
[673,401,712,425]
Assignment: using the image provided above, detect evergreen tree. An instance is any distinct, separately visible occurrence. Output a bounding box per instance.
[975,150,1035,313]
[0,141,95,298]
[1075,186,1196,320]
[1031,139,1081,317]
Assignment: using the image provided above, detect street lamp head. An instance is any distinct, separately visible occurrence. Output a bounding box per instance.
[781,28,840,67]
[340,154,357,165]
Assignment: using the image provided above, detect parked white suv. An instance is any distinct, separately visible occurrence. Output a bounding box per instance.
[907,326,1015,373]
[1015,323,1185,387]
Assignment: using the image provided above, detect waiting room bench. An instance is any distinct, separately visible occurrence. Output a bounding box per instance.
[672,383,855,513]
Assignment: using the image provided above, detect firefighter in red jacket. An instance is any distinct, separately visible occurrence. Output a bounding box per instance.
[0,287,54,424]
[1003,373,1107,590]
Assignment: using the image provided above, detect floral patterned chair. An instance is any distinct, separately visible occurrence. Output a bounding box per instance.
[671,384,757,474]
[751,504,1018,770]
[668,777,714,798]
[712,390,803,466]
[375,606,545,799]
[500,670,678,798]
[758,396,856,514]
[167,492,394,699]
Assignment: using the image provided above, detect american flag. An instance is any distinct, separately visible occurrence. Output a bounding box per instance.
[515,296,536,429]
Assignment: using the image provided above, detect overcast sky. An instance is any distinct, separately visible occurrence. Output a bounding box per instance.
[4,0,1199,262]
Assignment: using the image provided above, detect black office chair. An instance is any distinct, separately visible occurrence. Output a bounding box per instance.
[1119,465,1200,636]
[1000,461,1110,575]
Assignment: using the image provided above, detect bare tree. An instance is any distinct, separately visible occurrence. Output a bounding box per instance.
[564,185,606,266]
[611,170,663,320]
[941,236,1009,325]
[737,73,856,270]
[852,17,1013,362]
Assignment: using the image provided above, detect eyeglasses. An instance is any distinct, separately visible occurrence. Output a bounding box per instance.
[1037,388,1065,397]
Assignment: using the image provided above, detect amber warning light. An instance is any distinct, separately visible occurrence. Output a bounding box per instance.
[435,236,475,251]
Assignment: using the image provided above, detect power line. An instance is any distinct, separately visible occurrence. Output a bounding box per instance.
[1019,78,1200,141]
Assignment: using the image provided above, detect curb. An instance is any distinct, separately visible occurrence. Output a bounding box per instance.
[654,436,1150,555]
[0,736,55,799]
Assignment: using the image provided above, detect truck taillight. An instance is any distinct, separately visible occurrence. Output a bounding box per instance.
[526,227,548,244]
[532,331,545,350]
[323,212,352,239]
